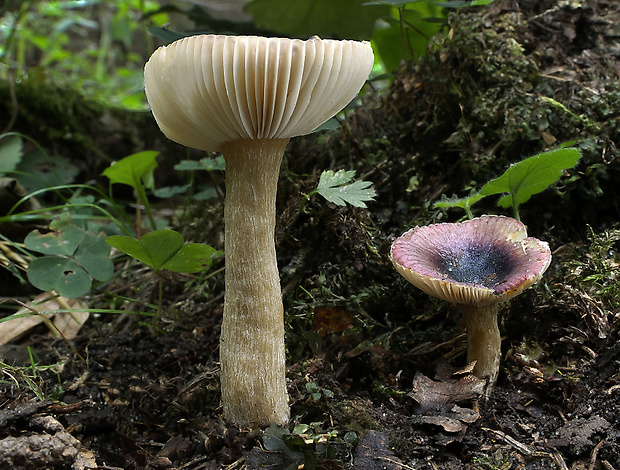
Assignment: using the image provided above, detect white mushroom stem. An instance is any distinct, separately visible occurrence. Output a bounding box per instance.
[219,138,290,426]
[462,303,501,393]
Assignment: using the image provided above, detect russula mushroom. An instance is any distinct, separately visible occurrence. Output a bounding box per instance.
[390,215,551,392]
[144,34,374,425]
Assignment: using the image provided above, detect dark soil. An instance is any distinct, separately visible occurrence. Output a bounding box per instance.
[1,0,619,469]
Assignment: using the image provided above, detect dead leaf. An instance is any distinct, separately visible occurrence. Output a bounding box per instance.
[52,307,89,339]
[541,131,557,145]
[72,448,99,470]
[419,414,465,433]
[0,314,42,345]
[416,404,480,443]
[409,369,486,412]
[314,307,354,335]
[440,361,476,377]
[0,293,88,344]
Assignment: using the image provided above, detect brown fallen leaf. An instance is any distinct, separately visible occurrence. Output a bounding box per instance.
[418,405,480,433]
[313,306,354,335]
[0,293,88,344]
[409,368,486,412]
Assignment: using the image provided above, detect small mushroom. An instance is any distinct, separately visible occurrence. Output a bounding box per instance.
[390,215,551,392]
[144,34,374,426]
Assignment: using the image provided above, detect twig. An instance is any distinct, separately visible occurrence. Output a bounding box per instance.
[483,427,553,458]
[11,297,86,362]
[376,456,416,469]
[588,439,605,470]
[552,450,569,470]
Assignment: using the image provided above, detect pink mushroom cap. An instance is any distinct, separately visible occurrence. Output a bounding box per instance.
[390,215,552,306]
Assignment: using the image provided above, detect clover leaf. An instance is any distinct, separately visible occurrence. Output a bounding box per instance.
[25,216,114,298]
[106,229,220,274]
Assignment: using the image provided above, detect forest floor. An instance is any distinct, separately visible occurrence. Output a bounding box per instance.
[1,0,619,469]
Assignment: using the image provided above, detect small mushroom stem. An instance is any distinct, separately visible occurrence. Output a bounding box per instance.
[462,303,501,393]
[219,138,290,426]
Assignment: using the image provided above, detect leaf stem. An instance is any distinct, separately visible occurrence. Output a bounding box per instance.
[152,272,163,330]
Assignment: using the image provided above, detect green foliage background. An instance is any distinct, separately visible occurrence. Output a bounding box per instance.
[0,0,485,110]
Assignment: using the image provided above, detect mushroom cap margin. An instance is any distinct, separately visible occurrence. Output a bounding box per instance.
[144,34,375,152]
[390,215,552,306]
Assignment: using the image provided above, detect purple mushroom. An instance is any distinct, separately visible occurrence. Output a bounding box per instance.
[391,215,552,392]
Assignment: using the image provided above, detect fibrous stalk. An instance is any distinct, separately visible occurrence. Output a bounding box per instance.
[462,303,501,394]
[219,138,290,426]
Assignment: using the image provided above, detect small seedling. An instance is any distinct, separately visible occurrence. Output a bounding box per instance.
[262,422,341,469]
[102,150,159,233]
[25,214,115,298]
[106,229,221,325]
[434,147,581,220]
[173,156,226,172]
[156,155,225,201]
[305,381,334,401]
[302,169,376,213]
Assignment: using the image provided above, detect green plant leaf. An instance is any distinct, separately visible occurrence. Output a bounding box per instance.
[246,0,389,40]
[479,147,582,208]
[432,191,485,214]
[49,212,74,231]
[174,156,225,172]
[102,150,159,191]
[73,232,114,282]
[24,217,116,296]
[363,0,411,5]
[200,156,226,171]
[134,230,184,269]
[316,169,376,208]
[153,184,192,198]
[107,230,183,270]
[435,0,494,7]
[107,229,219,274]
[262,425,293,453]
[27,257,92,298]
[147,26,186,43]
[0,135,23,173]
[106,235,150,264]
[24,225,85,256]
[174,160,205,171]
[16,151,79,191]
[193,186,218,201]
[161,243,220,273]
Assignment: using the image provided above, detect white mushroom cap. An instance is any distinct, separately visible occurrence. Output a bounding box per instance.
[390,215,552,306]
[144,35,374,151]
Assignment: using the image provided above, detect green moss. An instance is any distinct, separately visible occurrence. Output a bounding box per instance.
[286,2,619,238]
[563,225,620,312]
[2,79,104,155]
[0,77,175,175]
[330,399,378,432]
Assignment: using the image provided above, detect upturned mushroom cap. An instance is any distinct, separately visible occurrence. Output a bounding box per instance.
[390,215,552,306]
[144,34,374,152]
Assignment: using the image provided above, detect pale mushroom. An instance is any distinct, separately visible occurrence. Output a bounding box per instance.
[390,215,552,393]
[144,34,374,425]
